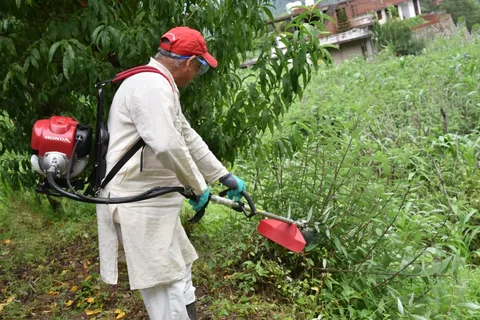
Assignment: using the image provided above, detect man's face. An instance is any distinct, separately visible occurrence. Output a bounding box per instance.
[175,57,202,87]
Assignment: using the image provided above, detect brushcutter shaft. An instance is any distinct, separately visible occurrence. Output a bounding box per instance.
[210,195,298,225]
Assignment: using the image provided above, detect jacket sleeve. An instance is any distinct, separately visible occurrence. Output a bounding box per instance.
[179,111,229,184]
[127,80,207,195]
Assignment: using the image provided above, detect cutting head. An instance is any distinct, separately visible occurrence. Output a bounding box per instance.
[257,219,306,253]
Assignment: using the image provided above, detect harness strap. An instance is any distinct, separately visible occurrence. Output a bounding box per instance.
[100,139,146,189]
[98,65,206,223]
[99,65,172,190]
[112,66,173,89]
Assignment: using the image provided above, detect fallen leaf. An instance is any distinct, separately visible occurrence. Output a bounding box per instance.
[116,312,126,319]
[85,309,101,315]
[64,300,73,307]
[0,296,15,311]
[48,290,59,296]
[87,297,94,303]
[114,309,122,314]
[3,239,11,245]
[84,275,92,281]
[70,286,78,292]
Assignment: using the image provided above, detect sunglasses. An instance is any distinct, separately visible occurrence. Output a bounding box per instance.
[177,54,210,76]
[157,48,210,75]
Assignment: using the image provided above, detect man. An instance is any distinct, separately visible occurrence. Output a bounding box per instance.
[95,26,246,320]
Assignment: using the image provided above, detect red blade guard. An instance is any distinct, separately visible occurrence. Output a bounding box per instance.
[257,219,306,253]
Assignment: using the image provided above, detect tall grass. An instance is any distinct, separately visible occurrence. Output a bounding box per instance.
[192,35,480,319]
[1,35,480,319]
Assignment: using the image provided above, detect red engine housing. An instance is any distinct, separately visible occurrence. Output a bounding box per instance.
[31,116,78,158]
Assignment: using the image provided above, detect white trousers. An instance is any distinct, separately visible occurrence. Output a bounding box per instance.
[114,222,196,320]
[139,263,195,320]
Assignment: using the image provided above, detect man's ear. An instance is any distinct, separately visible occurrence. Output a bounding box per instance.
[185,56,197,71]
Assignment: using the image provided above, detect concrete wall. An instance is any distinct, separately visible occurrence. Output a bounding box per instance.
[328,38,374,64]
[413,12,457,40]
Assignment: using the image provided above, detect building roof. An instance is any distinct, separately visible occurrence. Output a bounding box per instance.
[271,0,347,18]
[317,0,348,7]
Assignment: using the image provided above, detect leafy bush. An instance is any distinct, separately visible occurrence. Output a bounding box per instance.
[192,35,480,319]
[373,19,425,56]
[440,0,480,31]
[0,0,331,189]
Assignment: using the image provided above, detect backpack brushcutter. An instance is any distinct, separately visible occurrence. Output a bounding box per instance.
[30,66,307,253]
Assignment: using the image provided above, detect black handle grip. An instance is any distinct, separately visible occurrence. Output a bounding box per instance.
[188,206,206,223]
[181,190,197,201]
[241,190,257,217]
[219,189,257,218]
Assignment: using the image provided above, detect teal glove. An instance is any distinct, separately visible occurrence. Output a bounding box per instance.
[189,187,211,212]
[219,173,246,201]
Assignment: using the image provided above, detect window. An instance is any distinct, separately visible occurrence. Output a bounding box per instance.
[377,10,383,20]
[361,42,368,57]
[413,0,419,16]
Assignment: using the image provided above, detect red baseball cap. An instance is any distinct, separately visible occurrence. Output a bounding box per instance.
[159,26,218,68]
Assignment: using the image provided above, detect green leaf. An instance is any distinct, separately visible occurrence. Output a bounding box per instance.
[333,236,348,257]
[304,243,318,252]
[62,43,75,81]
[459,302,480,310]
[23,57,30,72]
[30,55,39,69]
[134,11,146,24]
[16,0,21,8]
[12,64,27,87]
[31,48,41,61]
[397,297,404,315]
[411,315,428,320]
[262,6,275,23]
[6,39,16,57]
[3,71,12,92]
[39,40,49,57]
[91,25,105,43]
[101,32,110,52]
[48,41,63,63]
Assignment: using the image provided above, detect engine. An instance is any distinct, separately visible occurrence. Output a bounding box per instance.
[31,116,92,178]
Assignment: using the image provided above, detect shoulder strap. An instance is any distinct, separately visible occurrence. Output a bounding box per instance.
[112,65,173,89]
[99,65,172,190]
[100,139,146,189]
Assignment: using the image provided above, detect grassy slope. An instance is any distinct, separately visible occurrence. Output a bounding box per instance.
[0,194,149,319]
[0,191,288,319]
[2,35,480,319]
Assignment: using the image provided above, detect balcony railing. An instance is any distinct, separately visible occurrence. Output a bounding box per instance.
[320,27,373,45]
[350,14,375,28]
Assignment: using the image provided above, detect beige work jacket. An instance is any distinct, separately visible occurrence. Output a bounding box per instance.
[95,58,228,290]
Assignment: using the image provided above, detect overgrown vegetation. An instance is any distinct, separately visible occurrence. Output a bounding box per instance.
[0,0,330,190]
[0,6,480,320]
[439,0,480,31]
[2,33,480,319]
[193,35,480,318]
[336,8,351,33]
[373,18,425,56]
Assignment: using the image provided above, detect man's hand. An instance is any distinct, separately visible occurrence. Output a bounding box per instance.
[189,187,211,212]
[219,173,246,201]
